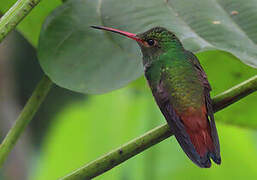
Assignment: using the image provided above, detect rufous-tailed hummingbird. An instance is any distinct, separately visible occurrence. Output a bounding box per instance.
[91,26,221,168]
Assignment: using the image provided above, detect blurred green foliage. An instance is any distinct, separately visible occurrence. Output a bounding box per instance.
[0,0,257,180]
[30,51,257,180]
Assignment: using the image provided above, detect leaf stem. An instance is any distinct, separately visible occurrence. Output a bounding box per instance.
[0,75,52,167]
[0,0,41,43]
[61,75,257,180]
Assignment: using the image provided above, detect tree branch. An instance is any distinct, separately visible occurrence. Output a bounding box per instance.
[213,75,257,112]
[61,75,257,180]
[0,0,41,43]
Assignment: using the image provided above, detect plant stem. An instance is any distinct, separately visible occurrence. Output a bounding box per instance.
[0,0,41,43]
[61,75,257,180]
[213,75,257,112]
[0,75,52,167]
[0,0,54,167]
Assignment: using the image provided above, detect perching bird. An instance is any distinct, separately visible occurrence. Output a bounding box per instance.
[91,26,221,168]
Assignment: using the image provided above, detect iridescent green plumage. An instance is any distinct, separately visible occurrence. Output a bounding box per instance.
[91,26,221,168]
[143,51,204,113]
[137,27,220,167]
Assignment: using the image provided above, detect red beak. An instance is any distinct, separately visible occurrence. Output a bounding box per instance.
[91,25,142,43]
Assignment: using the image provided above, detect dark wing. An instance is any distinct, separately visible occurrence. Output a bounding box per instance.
[156,95,207,167]
[145,67,207,167]
[185,50,221,164]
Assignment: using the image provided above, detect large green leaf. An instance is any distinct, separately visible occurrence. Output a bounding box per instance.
[0,0,61,46]
[38,0,257,94]
[102,0,257,67]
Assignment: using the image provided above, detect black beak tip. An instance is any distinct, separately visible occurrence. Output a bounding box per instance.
[91,25,101,30]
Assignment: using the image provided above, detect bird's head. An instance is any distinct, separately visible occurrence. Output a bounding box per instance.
[91,26,183,65]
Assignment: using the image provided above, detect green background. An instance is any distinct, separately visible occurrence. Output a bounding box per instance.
[0,0,257,179]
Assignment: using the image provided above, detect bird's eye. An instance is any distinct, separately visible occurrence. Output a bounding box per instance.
[146,39,155,46]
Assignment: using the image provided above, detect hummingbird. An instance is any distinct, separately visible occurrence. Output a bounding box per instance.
[91,26,221,168]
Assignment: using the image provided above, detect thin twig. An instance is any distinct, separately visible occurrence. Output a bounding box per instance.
[213,75,257,112]
[0,75,52,167]
[61,75,257,180]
